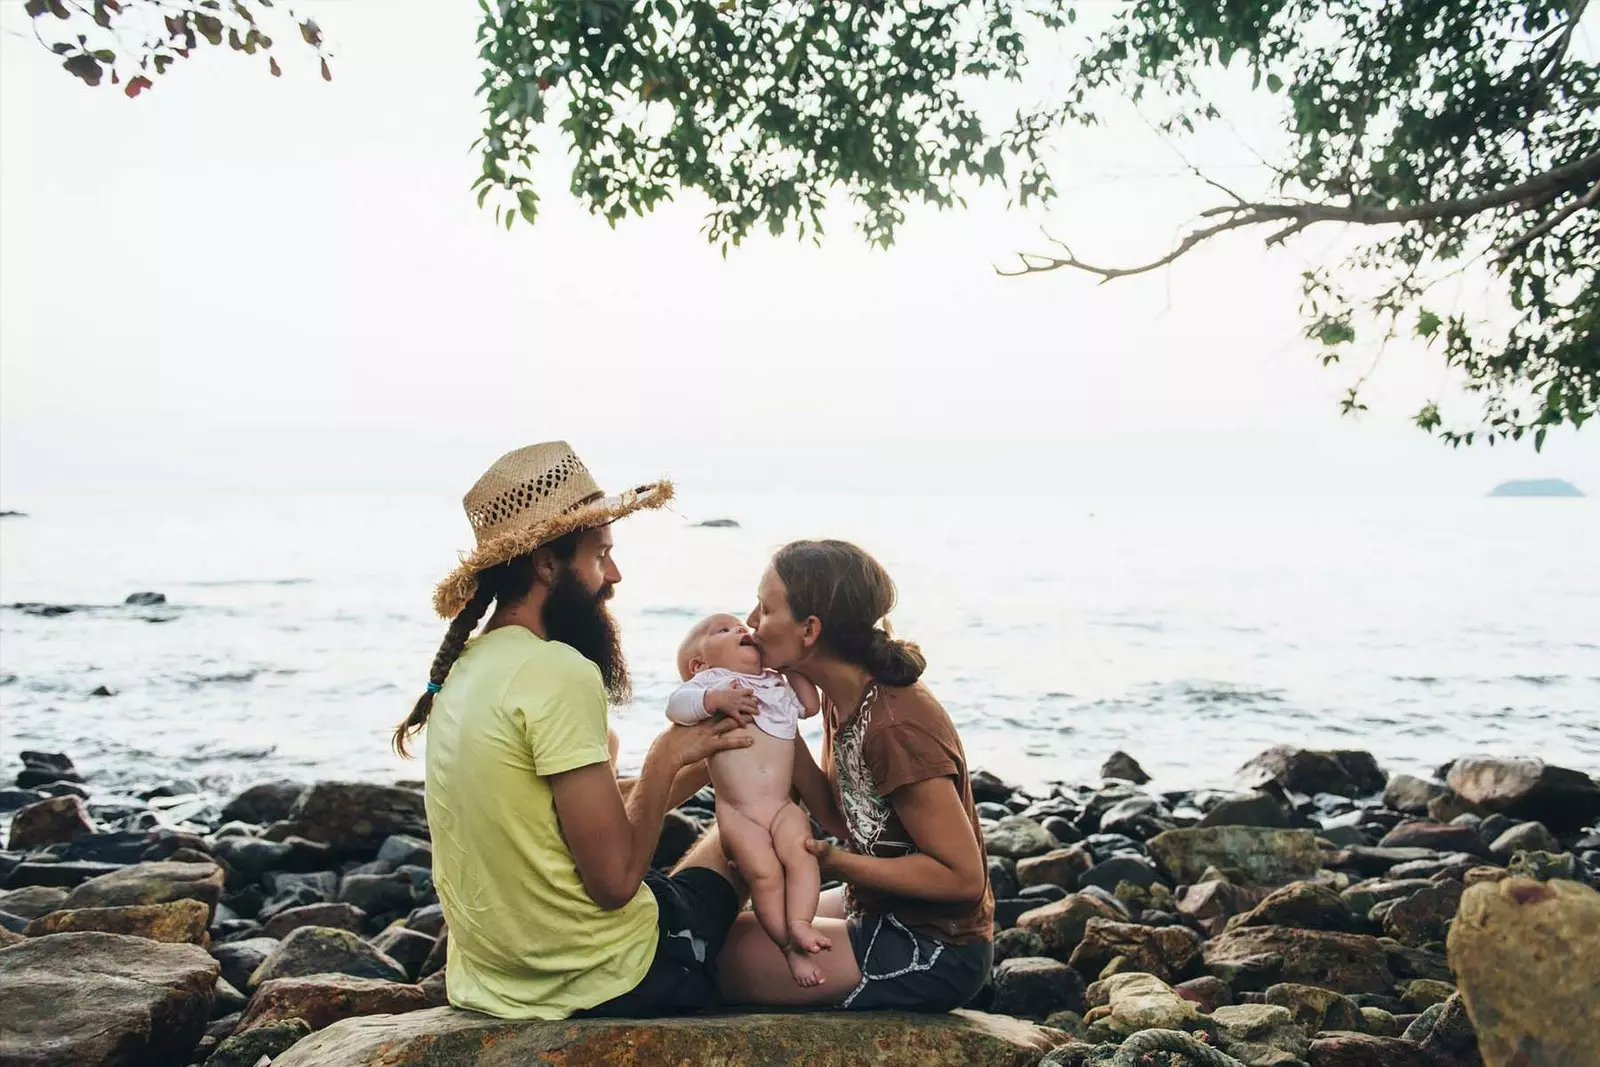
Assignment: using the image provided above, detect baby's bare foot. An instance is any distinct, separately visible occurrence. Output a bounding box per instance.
[786,946,826,988]
[789,920,832,955]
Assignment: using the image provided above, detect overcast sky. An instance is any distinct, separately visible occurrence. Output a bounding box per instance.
[2,1,1596,500]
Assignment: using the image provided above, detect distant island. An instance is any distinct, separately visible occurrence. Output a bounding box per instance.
[1488,479,1584,498]
[693,518,741,529]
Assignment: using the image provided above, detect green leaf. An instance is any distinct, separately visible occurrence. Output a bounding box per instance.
[1266,73,1283,93]
[1416,309,1442,339]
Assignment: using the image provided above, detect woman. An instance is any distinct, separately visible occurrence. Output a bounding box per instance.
[716,539,994,1010]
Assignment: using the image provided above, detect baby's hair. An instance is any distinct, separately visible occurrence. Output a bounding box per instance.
[677,615,717,681]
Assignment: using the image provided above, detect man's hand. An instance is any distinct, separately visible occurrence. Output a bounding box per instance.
[650,715,754,770]
[803,837,842,879]
[704,681,759,724]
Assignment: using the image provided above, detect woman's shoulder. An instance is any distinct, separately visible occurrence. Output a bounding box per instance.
[874,682,954,730]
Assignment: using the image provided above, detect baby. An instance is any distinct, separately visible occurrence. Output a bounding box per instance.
[667,613,828,986]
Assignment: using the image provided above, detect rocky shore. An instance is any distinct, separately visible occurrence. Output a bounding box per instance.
[1,746,1598,1066]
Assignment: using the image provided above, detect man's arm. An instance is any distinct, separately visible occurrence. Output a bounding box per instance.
[617,759,711,810]
[552,719,751,910]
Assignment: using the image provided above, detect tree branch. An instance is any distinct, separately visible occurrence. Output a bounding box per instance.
[1000,149,1600,279]
[1497,179,1600,263]
[1540,0,1590,79]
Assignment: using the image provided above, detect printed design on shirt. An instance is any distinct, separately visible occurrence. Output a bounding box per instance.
[833,684,914,859]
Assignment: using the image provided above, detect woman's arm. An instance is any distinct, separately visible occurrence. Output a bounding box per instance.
[805,777,986,903]
[791,735,847,840]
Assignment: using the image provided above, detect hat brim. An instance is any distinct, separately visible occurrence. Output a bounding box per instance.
[432,480,674,618]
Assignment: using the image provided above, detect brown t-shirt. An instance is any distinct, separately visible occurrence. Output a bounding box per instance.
[821,682,993,944]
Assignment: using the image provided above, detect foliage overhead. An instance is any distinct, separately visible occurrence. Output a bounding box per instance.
[31,0,1599,447]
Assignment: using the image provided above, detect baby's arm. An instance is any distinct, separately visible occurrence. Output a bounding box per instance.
[784,671,821,719]
[666,680,713,726]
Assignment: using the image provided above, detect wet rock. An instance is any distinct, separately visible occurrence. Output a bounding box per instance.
[1040,816,1083,846]
[49,829,156,865]
[0,931,218,1067]
[338,871,414,917]
[0,885,68,920]
[205,1017,312,1067]
[1401,978,1456,1012]
[992,927,1047,964]
[124,591,166,606]
[1265,981,1364,1032]
[1384,775,1447,816]
[261,901,367,940]
[1099,752,1150,785]
[1307,1032,1435,1066]
[1387,852,1479,881]
[266,869,340,899]
[24,897,209,943]
[1015,893,1125,961]
[1148,827,1323,886]
[989,857,1019,900]
[1068,918,1202,984]
[219,780,305,826]
[1447,876,1600,1067]
[1382,881,1462,947]
[990,956,1086,1020]
[269,781,427,855]
[977,802,1014,821]
[369,925,436,981]
[1230,880,1358,933]
[1019,884,1069,906]
[375,833,432,870]
[3,860,123,888]
[249,925,407,989]
[969,769,1016,804]
[272,1007,1060,1067]
[63,860,224,918]
[1204,926,1394,994]
[1199,792,1291,829]
[1445,756,1600,834]
[209,936,279,991]
[1016,847,1090,892]
[1377,822,1488,858]
[1487,820,1559,859]
[419,927,447,979]
[1335,846,1440,878]
[0,788,47,814]
[1240,747,1385,799]
[1209,1003,1309,1066]
[984,816,1060,860]
[1097,796,1173,840]
[1096,972,1201,1036]
[238,972,431,1033]
[1078,856,1161,893]
[6,795,95,851]
[213,976,249,1015]
[210,836,294,879]
[15,751,83,790]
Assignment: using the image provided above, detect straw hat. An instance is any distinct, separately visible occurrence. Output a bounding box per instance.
[433,442,672,617]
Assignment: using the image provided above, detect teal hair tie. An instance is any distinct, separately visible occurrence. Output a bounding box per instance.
[426,682,442,693]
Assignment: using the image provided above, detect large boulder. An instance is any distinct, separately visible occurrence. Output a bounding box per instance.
[1445,757,1600,834]
[1203,926,1393,994]
[1239,747,1385,799]
[1148,827,1323,886]
[237,973,430,1033]
[248,926,407,989]
[6,795,95,851]
[1015,893,1124,961]
[24,898,209,943]
[267,782,427,854]
[1447,877,1600,1067]
[273,1007,1058,1067]
[63,860,224,917]
[219,780,306,825]
[0,931,217,1066]
[1067,918,1202,984]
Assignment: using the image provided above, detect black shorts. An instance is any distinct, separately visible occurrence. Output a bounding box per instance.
[840,912,993,1012]
[579,866,740,1018]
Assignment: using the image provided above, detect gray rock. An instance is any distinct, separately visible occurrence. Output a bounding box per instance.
[1099,751,1150,784]
[1488,820,1559,859]
[338,871,415,916]
[219,780,306,826]
[992,927,1047,964]
[270,781,428,854]
[248,925,407,989]
[0,885,69,920]
[1199,792,1291,829]
[209,936,280,991]
[988,856,1019,900]
[991,956,1087,1019]
[1446,756,1600,834]
[205,1018,312,1067]
[1239,746,1385,799]
[261,901,367,940]
[1078,856,1161,893]
[984,816,1060,860]
[1384,774,1447,815]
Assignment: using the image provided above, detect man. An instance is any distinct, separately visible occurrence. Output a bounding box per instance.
[393,441,752,1019]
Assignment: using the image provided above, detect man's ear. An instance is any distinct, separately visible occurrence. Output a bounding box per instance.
[533,547,562,586]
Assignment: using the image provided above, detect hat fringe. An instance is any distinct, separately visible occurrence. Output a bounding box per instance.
[432,481,674,618]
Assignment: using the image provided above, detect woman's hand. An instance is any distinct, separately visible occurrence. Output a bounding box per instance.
[705,681,759,725]
[650,717,753,770]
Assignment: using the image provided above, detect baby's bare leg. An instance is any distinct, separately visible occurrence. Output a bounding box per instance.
[716,801,789,950]
[771,802,830,955]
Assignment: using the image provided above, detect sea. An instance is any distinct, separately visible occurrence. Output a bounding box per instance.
[2,490,1598,806]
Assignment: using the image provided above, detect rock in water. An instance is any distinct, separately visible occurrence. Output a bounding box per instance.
[1147,827,1323,886]
[273,1007,1057,1067]
[1099,752,1150,785]
[0,931,218,1067]
[64,860,224,917]
[6,795,96,851]
[1445,757,1600,834]
[205,1018,312,1067]
[1239,746,1386,799]
[1448,877,1600,1066]
[990,956,1087,1019]
[248,925,407,989]
[270,782,428,854]
[237,973,430,1033]
[219,780,306,825]
[1203,926,1394,994]
[23,898,210,943]
[15,751,83,789]
[1384,774,1447,815]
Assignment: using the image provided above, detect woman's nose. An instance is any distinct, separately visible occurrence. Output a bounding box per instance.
[745,607,759,630]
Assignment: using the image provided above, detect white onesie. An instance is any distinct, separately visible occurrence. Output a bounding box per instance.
[666,667,803,740]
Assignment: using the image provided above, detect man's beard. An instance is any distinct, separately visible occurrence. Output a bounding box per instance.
[543,566,631,703]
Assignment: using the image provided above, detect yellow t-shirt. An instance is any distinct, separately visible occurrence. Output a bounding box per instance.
[424,625,658,1019]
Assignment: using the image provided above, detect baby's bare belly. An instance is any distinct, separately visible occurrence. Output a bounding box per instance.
[708,726,795,819]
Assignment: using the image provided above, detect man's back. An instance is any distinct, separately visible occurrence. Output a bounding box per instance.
[424,625,658,1019]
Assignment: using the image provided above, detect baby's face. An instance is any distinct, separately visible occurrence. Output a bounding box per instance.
[693,614,763,675]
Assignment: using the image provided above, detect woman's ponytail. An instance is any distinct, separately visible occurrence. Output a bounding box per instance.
[863,628,926,687]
